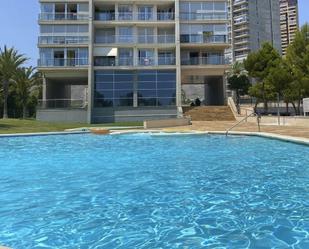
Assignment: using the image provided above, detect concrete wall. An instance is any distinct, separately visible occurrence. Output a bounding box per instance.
[92,107,178,123]
[37,109,88,123]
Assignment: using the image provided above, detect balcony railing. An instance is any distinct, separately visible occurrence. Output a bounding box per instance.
[38,36,89,45]
[39,12,89,21]
[180,12,228,20]
[94,57,134,67]
[180,34,228,44]
[95,35,175,44]
[94,57,176,67]
[38,58,89,67]
[95,12,174,21]
[181,56,229,65]
[38,99,86,109]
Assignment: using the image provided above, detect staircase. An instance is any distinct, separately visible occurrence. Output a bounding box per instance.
[182,106,236,121]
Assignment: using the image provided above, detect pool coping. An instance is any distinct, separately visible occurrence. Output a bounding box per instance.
[0,129,308,146]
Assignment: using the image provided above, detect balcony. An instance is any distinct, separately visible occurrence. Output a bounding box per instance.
[38,36,89,45]
[180,12,228,21]
[94,12,174,21]
[181,56,229,66]
[180,35,228,44]
[95,35,175,44]
[38,58,88,67]
[39,12,89,21]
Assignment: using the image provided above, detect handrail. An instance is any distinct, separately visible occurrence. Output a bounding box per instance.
[226,112,261,136]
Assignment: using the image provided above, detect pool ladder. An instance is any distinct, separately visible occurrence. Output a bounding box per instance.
[225,112,261,136]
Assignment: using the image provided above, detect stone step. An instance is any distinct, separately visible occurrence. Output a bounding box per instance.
[183,106,235,121]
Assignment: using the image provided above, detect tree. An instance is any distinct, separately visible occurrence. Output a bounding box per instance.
[227,62,250,114]
[244,42,281,113]
[248,82,276,113]
[265,59,294,114]
[13,67,41,118]
[0,46,27,118]
[285,24,309,114]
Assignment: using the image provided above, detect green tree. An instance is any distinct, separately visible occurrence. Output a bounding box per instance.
[227,62,251,114]
[248,82,276,112]
[0,46,27,118]
[244,42,281,113]
[285,24,309,114]
[13,67,41,118]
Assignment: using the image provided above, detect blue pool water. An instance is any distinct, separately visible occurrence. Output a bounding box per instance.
[0,133,308,249]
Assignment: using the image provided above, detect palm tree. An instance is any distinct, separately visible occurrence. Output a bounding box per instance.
[227,62,250,114]
[13,67,41,119]
[0,46,27,118]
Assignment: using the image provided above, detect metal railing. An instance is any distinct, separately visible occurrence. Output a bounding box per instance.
[38,99,86,109]
[38,36,89,45]
[94,12,175,21]
[181,56,229,65]
[94,57,175,67]
[180,12,228,20]
[95,35,175,44]
[180,34,228,44]
[38,58,88,67]
[39,12,89,21]
[225,112,261,136]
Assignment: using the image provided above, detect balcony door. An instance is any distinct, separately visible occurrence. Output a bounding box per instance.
[138,6,153,20]
[54,50,65,66]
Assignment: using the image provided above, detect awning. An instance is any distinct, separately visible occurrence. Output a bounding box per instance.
[94,47,118,57]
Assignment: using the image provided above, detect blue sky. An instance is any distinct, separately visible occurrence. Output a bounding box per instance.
[0,0,308,67]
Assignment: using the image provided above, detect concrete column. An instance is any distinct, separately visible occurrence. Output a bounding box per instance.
[223,74,228,105]
[87,0,94,124]
[175,0,182,107]
[133,71,138,107]
[42,75,47,108]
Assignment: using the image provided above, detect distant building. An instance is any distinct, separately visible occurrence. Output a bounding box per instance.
[231,0,282,61]
[280,0,299,55]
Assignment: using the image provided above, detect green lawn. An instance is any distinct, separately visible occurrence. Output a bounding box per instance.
[0,119,143,134]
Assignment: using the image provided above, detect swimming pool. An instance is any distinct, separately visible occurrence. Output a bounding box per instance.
[0,133,308,248]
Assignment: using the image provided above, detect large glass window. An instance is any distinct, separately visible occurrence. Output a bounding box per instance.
[138,49,155,66]
[138,70,176,106]
[94,70,176,107]
[138,6,153,20]
[118,27,134,43]
[118,5,133,20]
[138,28,154,44]
[94,71,134,107]
[180,1,227,20]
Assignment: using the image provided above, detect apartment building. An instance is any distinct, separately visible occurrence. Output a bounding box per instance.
[280,0,299,55]
[37,0,231,123]
[231,0,281,61]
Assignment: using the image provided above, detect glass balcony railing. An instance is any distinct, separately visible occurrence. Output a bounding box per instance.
[181,56,229,65]
[38,36,89,45]
[94,57,175,67]
[39,12,89,21]
[95,35,175,44]
[38,99,86,109]
[180,12,228,20]
[95,57,134,66]
[95,12,174,21]
[180,34,228,44]
[38,58,88,67]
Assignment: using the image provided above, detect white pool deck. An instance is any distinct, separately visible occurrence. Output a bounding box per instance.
[0,128,308,146]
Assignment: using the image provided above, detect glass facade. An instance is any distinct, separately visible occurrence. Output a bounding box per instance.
[94,70,176,107]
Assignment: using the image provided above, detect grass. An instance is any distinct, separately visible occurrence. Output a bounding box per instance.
[0,119,143,134]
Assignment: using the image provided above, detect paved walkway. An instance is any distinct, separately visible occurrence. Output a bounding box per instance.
[163,121,309,139]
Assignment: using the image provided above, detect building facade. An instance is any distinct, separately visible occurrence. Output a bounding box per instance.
[231,0,281,62]
[37,0,231,123]
[280,0,299,55]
